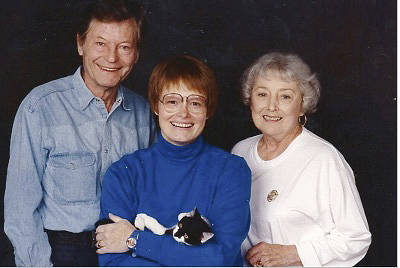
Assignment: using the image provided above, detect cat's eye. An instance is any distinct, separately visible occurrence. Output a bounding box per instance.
[184,233,189,239]
[178,223,183,228]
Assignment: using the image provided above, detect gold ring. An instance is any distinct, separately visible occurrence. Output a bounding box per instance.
[255,260,263,267]
[97,240,103,248]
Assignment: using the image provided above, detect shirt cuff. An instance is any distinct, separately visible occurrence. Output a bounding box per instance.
[295,241,322,267]
[134,231,163,263]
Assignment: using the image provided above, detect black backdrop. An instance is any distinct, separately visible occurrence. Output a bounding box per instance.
[0,0,396,266]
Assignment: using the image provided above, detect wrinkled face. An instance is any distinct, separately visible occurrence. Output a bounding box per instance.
[158,83,207,146]
[77,18,139,94]
[250,74,304,141]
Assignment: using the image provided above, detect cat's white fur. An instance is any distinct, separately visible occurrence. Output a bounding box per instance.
[135,213,167,235]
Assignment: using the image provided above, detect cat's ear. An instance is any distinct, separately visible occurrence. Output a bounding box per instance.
[193,208,201,218]
[201,232,214,243]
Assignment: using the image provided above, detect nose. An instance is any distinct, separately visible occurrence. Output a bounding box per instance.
[176,101,190,117]
[267,95,278,111]
[106,47,118,63]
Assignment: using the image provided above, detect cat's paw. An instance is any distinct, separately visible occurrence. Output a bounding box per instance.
[134,213,146,231]
[151,224,166,235]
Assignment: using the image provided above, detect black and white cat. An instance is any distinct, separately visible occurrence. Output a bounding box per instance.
[95,208,214,246]
[135,208,214,246]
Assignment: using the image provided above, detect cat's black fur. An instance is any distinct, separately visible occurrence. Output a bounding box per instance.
[168,208,213,245]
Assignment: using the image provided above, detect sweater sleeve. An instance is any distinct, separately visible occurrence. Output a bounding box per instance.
[295,153,371,267]
[98,158,159,266]
[100,155,251,266]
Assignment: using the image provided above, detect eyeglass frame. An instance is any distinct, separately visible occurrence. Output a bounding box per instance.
[159,93,208,114]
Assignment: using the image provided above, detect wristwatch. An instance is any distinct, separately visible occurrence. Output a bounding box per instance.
[126,237,137,249]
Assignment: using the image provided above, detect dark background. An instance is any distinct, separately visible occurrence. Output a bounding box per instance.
[0,0,396,266]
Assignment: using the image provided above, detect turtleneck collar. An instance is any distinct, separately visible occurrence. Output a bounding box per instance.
[155,132,205,161]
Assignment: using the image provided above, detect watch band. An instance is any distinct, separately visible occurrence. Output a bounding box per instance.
[126,231,139,257]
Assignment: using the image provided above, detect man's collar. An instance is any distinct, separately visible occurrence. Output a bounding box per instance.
[72,67,96,110]
[72,66,133,111]
[120,88,133,111]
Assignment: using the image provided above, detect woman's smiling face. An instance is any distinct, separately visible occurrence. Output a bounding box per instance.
[250,73,304,142]
[158,82,207,146]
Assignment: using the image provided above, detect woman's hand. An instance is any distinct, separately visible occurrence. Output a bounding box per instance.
[246,242,303,267]
[95,213,136,254]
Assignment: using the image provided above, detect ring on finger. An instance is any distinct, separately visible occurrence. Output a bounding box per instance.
[255,260,263,267]
[96,240,103,248]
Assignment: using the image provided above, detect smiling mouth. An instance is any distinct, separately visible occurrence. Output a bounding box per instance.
[98,65,121,72]
[263,115,282,121]
[171,122,194,128]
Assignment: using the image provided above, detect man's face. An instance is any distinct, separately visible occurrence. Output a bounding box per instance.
[77,18,139,94]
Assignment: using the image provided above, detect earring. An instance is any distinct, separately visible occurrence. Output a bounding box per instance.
[298,114,307,126]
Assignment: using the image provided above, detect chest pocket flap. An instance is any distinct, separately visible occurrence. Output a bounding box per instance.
[49,152,96,169]
[46,152,97,204]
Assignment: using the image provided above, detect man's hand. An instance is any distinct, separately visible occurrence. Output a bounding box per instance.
[95,213,136,254]
[246,242,303,267]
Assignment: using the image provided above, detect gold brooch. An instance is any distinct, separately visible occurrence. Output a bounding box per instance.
[267,190,278,202]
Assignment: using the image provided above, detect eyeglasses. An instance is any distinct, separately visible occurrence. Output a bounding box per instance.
[160,93,207,114]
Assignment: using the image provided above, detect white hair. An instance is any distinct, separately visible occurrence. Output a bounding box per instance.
[241,52,320,114]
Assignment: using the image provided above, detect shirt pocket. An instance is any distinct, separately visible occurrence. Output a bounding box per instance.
[45,152,98,204]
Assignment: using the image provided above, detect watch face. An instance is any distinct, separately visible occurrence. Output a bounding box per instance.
[127,237,136,249]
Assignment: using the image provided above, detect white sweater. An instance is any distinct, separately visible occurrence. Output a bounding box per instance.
[232,128,371,267]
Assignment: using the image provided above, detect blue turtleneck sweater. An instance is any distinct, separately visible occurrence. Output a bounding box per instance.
[98,133,251,266]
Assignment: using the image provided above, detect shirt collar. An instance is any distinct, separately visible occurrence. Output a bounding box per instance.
[72,66,133,111]
[120,87,134,111]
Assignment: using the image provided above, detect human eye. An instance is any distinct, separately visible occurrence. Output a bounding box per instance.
[163,95,181,106]
[190,101,203,107]
[254,91,268,98]
[188,96,206,109]
[253,88,268,98]
[119,44,132,53]
[280,92,294,103]
[166,100,178,105]
[164,97,179,105]
[96,41,105,47]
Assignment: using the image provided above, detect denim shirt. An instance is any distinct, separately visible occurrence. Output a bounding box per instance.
[4,67,156,266]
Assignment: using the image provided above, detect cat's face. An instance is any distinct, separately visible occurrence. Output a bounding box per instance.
[172,208,214,246]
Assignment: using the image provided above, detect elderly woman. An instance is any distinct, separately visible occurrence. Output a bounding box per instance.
[232,52,371,267]
[95,55,251,266]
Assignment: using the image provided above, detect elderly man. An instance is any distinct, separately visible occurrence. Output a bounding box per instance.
[4,0,155,266]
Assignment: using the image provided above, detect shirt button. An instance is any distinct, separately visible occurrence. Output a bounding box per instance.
[104,149,109,154]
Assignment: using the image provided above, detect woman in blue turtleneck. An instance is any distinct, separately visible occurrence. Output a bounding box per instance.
[95,55,251,266]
